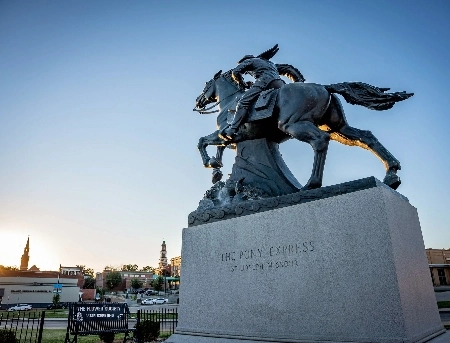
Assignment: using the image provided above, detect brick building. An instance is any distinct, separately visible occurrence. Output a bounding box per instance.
[95,269,154,292]
[170,256,181,277]
[426,248,450,287]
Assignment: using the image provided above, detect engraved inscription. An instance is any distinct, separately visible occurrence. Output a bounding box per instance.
[221,241,314,272]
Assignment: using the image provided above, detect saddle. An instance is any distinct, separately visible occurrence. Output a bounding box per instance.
[227,88,279,124]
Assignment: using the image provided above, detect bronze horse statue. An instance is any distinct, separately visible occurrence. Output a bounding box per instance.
[194,69,413,190]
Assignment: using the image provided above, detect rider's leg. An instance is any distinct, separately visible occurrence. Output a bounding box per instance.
[230,86,261,130]
[279,120,330,189]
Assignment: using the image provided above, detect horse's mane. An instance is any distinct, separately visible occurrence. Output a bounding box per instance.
[221,70,245,91]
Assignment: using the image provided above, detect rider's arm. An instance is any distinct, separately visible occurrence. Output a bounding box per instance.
[232,61,252,89]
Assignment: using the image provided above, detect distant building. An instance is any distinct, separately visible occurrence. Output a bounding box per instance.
[0,270,81,309]
[158,241,169,275]
[426,248,450,287]
[95,269,154,292]
[20,237,30,271]
[59,265,84,288]
[0,238,85,308]
[170,256,181,277]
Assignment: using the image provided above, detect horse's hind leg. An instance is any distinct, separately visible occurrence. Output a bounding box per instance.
[280,121,330,190]
[332,125,401,189]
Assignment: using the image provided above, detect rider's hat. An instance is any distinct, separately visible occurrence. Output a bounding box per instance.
[237,54,254,64]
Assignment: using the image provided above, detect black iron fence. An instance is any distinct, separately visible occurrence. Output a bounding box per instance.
[64,303,178,342]
[0,310,45,343]
[137,307,178,336]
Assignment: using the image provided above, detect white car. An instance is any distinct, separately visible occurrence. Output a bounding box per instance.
[8,304,32,311]
[141,298,155,305]
[154,298,168,304]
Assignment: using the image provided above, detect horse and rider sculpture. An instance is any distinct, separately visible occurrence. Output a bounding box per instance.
[194,44,413,195]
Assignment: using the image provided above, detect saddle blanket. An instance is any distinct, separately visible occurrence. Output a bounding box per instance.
[227,88,279,124]
[250,88,278,122]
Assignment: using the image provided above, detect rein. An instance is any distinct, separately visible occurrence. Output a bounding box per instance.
[193,88,242,114]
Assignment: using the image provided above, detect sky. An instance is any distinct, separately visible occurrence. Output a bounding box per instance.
[0,0,449,273]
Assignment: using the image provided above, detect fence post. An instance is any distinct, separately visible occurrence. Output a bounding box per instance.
[37,311,45,343]
[135,309,140,343]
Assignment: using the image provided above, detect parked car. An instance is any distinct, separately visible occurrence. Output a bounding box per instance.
[153,298,168,304]
[141,298,155,305]
[8,304,32,311]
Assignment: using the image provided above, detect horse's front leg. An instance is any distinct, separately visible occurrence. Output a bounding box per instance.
[211,146,226,183]
[197,130,226,168]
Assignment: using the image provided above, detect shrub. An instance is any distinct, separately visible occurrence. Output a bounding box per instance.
[0,329,18,343]
[135,320,160,342]
[98,332,115,343]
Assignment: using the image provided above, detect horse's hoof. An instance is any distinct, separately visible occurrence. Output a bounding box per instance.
[208,157,223,169]
[301,179,322,191]
[212,169,223,184]
[383,172,401,190]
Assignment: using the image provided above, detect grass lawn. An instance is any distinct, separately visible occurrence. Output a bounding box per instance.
[40,329,170,342]
[42,309,69,318]
[41,329,127,342]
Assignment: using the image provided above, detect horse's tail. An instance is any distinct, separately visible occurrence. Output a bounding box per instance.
[324,82,413,111]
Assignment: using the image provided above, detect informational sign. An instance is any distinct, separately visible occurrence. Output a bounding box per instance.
[53,284,63,293]
[67,303,132,338]
[74,304,126,321]
[67,303,131,334]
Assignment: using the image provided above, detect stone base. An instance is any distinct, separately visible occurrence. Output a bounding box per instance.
[168,331,450,343]
[168,179,447,343]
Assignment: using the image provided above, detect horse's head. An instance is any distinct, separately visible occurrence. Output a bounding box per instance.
[194,70,222,111]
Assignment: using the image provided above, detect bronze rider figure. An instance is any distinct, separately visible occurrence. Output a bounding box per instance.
[222,44,305,140]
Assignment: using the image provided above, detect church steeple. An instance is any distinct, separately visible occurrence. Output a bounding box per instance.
[158,240,168,274]
[20,237,30,271]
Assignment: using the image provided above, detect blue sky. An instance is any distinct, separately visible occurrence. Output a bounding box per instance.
[0,1,449,272]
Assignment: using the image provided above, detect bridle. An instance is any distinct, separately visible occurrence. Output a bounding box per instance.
[193,73,243,114]
[193,79,219,114]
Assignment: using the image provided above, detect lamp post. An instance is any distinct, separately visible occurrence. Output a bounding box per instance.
[164,273,166,294]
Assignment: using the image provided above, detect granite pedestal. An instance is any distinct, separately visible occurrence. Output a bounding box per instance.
[168,178,449,343]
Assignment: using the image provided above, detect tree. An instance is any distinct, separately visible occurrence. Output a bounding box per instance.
[0,265,18,271]
[83,276,96,289]
[131,278,143,290]
[152,276,164,292]
[141,266,155,273]
[76,265,94,277]
[52,293,60,312]
[122,264,139,272]
[159,267,171,277]
[106,271,122,290]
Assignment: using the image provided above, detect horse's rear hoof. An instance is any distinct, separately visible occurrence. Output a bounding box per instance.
[383,172,401,190]
[301,178,322,191]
